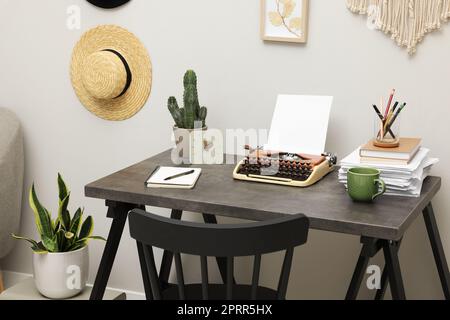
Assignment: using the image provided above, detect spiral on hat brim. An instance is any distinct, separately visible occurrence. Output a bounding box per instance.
[71,25,152,121]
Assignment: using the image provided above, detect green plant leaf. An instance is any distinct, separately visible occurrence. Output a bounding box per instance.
[35,241,47,250]
[79,216,93,240]
[58,193,71,230]
[67,235,105,252]
[29,184,53,238]
[54,218,61,233]
[57,173,69,202]
[32,241,48,254]
[64,208,83,250]
[69,208,83,236]
[12,234,49,253]
[12,234,40,248]
[33,248,49,254]
[55,229,66,252]
[88,235,106,241]
[198,106,207,127]
[67,240,85,251]
[42,234,59,253]
[79,236,106,242]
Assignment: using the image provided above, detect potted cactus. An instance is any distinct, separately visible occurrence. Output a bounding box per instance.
[13,174,105,299]
[168,70,210,164]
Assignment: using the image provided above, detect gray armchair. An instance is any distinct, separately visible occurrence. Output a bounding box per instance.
[0,108,24,290]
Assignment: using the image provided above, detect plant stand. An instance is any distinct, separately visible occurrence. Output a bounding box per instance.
[0,278,126,300]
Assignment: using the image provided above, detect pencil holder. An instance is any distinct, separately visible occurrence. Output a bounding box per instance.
[373,112,401,148]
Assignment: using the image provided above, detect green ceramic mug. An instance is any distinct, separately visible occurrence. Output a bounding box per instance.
[347,167,386,202]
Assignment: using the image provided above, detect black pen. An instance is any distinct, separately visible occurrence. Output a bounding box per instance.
[391,101,399,113]
[164,169,195,181]
[384,102,406,136]
[372,104,384,121]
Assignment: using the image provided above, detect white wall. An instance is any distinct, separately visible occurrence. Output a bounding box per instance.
[1,0,450,299]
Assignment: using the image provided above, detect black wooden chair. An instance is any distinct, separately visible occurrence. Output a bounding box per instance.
[129,209,309,300]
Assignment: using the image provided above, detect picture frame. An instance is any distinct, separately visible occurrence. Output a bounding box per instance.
[260,0,309,43]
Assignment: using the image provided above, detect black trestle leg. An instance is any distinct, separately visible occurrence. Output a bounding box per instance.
[346,237,384,300]
[90,202,138,300]
[374,266,389,300]
[375,238,403,300]
[382,240,406,300]
[423,203,450,300]
[346,251,371,300]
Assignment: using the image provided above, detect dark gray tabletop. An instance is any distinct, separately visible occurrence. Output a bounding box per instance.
[85,150,441,240]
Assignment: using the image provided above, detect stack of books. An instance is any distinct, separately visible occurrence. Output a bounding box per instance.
[339,138,439,197]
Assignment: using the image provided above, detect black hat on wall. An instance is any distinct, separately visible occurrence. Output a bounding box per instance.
[87,0,130,9]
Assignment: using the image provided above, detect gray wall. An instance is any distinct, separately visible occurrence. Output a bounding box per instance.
[1,0,449,299]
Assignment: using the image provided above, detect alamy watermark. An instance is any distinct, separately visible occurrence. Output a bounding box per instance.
[66,265,82,290]
[367,265,382,290]
[67,5,81,30]
[366,4,380,31]
[171,128,270,165]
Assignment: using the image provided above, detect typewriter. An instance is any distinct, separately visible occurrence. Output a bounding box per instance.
[233,146,337,188]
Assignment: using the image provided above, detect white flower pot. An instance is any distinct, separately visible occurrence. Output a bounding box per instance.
[173,126,212,164]
[32,246,89,299]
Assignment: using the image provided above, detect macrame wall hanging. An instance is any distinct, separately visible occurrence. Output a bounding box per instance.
[346,0,450,54]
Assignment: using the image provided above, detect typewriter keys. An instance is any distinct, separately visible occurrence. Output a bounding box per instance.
[235,147,337,187]
[238,153,316,182]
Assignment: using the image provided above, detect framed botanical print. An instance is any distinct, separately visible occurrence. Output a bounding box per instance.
[260,0,309,43]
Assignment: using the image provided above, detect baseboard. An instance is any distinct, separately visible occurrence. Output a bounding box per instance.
[1,270,145,300]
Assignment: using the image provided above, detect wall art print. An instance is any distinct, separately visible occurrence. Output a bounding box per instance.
[261,0,309,43]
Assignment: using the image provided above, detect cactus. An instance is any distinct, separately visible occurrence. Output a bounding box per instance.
[198,106,207,128]
[168,70,207,129]
[168,97,183,128]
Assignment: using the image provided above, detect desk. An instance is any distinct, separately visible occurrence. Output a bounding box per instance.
[85,150,449,300]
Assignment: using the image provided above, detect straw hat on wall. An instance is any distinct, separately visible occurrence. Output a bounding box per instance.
[70,25,152,121]
[87,0,130,9]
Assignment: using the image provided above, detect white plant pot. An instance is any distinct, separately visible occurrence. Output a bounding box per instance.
[32,246,89,299]
[173,126,210,164]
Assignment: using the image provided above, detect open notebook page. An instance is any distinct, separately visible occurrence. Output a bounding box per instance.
[147,167,202,186]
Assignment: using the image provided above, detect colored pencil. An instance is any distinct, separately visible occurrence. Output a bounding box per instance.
[384,89,396,119]
[373,105,396,139]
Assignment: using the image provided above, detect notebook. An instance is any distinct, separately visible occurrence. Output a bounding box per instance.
[360,156,412,165]
[146,166,202,189]
[360,138,422,162]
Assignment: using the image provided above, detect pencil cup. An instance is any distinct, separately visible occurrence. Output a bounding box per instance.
[373,112,401,148]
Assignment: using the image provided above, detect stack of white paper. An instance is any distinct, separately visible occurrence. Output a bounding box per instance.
[339,148,439,197]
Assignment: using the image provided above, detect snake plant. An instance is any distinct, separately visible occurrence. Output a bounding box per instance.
[13,173,105,254]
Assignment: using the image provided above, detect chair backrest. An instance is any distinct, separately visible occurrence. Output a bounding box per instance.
[129,209,309,300]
